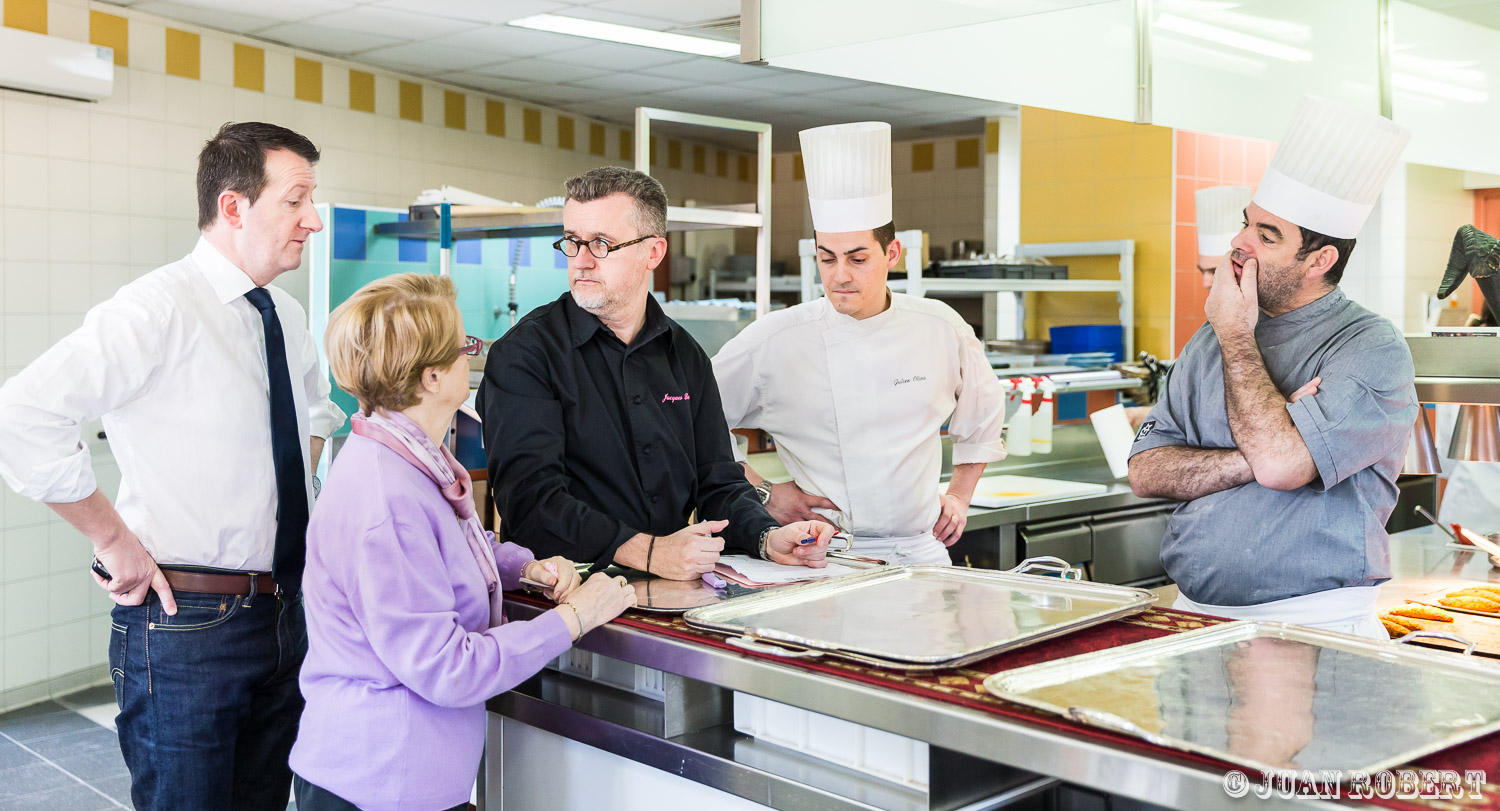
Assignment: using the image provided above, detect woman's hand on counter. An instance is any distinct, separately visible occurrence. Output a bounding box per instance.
[764,481,838,524]
[523,556,582,601]
[561,573,637,637]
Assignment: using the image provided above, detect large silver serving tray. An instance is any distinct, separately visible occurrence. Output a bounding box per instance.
[682,564,1157,671]
[984,621,1500,776]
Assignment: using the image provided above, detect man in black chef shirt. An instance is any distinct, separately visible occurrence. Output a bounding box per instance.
[479,166,835,579]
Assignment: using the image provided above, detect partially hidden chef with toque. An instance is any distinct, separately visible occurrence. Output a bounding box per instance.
[712,122,1007,565]
[1194,185,1253,288]
[1128,95,1418,639]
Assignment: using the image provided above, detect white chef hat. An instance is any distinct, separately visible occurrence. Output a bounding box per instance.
[1252,95,1411,239]
[799,121,892,233]
[1195,185,1252,256]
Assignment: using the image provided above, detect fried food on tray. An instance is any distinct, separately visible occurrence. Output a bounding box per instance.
[1438,595,1500,613]
[1379,614,1423,632]
[1381,618,1413,639]
[1449,585,1500,601]
[1389,604,1455,622]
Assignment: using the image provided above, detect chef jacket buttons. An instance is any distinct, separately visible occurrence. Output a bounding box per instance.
[650,495,659,505]
[642,445,653,456]
[633,395,642,405]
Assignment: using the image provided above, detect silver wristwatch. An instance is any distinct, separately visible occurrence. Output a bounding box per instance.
[753,481,773,504]
[757,525,775,559]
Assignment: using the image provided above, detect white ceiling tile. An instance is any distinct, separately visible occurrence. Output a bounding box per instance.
[564,73,694,95]
[637,58,764,84]
[472,58,610,84]
[441,73,543,99]
[563,42,695,72]
[586,0,740,26]
[256,23,403,55]
[643,84,777,106]
[520,84,617,103]
[130,2,280,33]
[300,6,473,40]
[422,25,588,57]
[726,73,865,95]
[804,84,934,105]
[357,42,504,74]
[879,96,1006,115]
[373,0,565,25]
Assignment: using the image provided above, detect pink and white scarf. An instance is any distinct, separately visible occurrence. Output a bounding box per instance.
[350,410,505,627]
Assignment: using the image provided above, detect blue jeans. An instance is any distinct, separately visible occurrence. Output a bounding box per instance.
[110,584,306,811]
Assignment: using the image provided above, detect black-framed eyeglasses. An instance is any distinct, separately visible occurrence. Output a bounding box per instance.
[552,234,660,259]
[460,335,483,356]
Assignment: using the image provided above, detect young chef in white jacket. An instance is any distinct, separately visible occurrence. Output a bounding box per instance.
[712,122,1008,565]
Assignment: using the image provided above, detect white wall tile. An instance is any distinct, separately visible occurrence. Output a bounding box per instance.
[201,87,235,129]
[46,262,92,314]
[374,76,398,119]
[4,209,48,261]
[48,312,84,344]
[3,629,49,691]
[131,24,167,75]
[47,571,92,626]
[4,155,49,208]
[47,159,89,212]
[3,526,49,583]
[165,171,196,221]
[47,618,90,679]
[232,88,265,122]
[45,106,90,161]
[128,168,166,216]
[128,119,166,169]
[87,615,110,667]
[4,576,48,635]
[89,164,131,215]
[164,77,200,128]
[128,217,168,267]
[165,221,197,260]
[48,1,90,43]
[94,69,131,118]
[47,213,90,264]
[3,100,50,157]
[47,520,90,575]
[266,52,295,99]
[128,72,167,122]
[89,213,133,266]
[201,36,233,87]
[324,67,350,114]
[89,114,130,165]
[2,490,50,530]
[163,125,199,175]
[422,85,443,128]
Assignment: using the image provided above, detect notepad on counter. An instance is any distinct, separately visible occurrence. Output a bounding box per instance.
[715,555,863,586]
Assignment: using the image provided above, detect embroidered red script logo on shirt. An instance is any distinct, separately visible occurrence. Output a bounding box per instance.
[662,392,691,403]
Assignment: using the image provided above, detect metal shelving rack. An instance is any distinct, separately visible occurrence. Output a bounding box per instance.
[372,107,775,316]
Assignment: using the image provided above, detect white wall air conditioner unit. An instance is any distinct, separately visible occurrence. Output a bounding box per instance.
[0,26,113,102]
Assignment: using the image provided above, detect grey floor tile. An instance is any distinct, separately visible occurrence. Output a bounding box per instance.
[56,685,118,711]
[94,773,134,805]
[0,737,43,771]
[54,746,128,782]
[25,727,120,761]
[1,782,119,811]
[0,708,104,742]
[0,762,76,800]
[0,701,69,726]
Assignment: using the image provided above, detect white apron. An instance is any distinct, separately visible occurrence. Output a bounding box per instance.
[1174,586,1385,641]
[849,532,951,565]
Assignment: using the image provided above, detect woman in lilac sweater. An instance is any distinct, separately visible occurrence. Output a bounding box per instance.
[290,274,635,811]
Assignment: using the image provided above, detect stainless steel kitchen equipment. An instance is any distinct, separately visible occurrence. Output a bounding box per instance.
[985,620,1500,777]
[683,564,1157,671]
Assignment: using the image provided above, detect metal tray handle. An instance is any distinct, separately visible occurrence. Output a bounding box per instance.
[1394,629,1476,656]
[1067,707,1168,747]
[1010,556,1082,580]
[725,635,824,660]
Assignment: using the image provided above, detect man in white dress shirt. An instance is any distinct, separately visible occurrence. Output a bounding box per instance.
[0,122,344,810]
[713,122,1008,565]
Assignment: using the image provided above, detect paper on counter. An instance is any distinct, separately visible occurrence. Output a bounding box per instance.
[716,555,862,586]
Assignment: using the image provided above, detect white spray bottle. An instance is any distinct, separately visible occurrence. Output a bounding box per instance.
[1008,377,1033,457]
[1032,377,1055,454]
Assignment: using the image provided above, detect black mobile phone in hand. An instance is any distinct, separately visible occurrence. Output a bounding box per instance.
[91,557,112,582]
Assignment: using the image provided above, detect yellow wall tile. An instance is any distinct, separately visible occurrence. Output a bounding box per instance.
[233,43,264,92]
[955,138,980,169]
[738,154,750,183]
[716,149,728,178]
[557,116,575,150]
[619,129,632,161]
[912,142,934,172]
[793,155,804,181]
[692,144,705,174]
[523,109,541,144]
[589,123,605,156]
[985,120,1000,154]
[165,28,200,80]
[89,11,129,67]
[349,70,375,113]
[486,100,505,136]
[294,58,322,104]
[399,81,422,122]
[4,0,47,34]
[444,90,465,130]
[668,139,682,170]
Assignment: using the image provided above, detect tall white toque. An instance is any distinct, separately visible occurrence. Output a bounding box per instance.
[1252,95,1411,239]
[799,121,893,233]
[1196,185,1252,256]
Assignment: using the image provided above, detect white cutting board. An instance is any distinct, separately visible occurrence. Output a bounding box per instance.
[968,475,1109,509]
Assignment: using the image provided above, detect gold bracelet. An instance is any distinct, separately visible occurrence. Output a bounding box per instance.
[560,602,584,642]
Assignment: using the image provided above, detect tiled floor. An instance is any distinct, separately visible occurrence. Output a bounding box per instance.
[0,685,130,810]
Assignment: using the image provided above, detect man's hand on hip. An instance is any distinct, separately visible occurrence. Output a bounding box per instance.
[764,481,838,525]
[93,530,176,615]
[933,493,969,546]
[649,520,728,580]
[764,521,836,568]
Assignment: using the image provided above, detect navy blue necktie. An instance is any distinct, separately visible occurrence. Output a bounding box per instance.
[244,287,308,597]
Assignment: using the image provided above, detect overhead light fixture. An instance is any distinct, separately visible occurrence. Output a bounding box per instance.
[1155,13,1312,63]
[508,14,739,58]
[1392,72,1487,104]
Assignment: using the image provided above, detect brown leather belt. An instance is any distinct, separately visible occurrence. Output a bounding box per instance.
[161,568,278,595]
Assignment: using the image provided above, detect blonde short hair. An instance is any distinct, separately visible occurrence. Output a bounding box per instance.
[325,273,463,415]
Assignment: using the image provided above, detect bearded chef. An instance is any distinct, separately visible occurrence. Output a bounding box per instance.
[712,121,1008,565]
[1129,96,1417,639]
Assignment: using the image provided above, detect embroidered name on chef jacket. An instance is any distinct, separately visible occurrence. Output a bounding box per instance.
[894,375,928,387]
[661,392,691,404]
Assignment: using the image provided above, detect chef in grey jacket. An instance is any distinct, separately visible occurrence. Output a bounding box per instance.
[1128,96,1417,640]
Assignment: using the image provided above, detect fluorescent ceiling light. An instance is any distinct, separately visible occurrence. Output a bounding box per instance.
[1155,13,1312,63]
[1392,72,1487,104]
[508,14,739,58]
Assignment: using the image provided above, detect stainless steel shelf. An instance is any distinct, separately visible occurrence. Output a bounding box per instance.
[891,278,1126,294]
[372,204,763,241]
